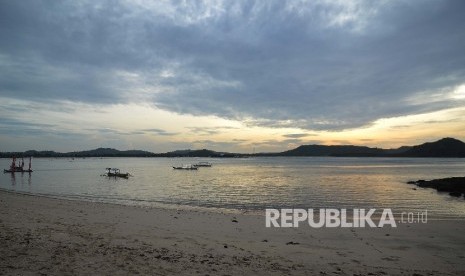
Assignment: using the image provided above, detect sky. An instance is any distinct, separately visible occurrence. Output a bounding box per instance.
[0,0,464,153]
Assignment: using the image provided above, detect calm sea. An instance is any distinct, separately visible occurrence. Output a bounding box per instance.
[1,157,464,218]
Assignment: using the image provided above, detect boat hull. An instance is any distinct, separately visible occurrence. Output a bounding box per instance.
[4,169,33,173]
[107,173,129,178]
[193,162,212,167]
[173,167,198,170]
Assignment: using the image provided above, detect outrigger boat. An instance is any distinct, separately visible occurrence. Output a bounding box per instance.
[104,168,130,178]
[173,164,198,170]
[193,161,212,167]
[3,157,33,173]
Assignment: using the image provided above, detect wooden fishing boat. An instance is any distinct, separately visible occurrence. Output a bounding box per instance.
[193,161,212,167]
[104,168,130,178]
[3,157,33,173]
[172,164,198,170]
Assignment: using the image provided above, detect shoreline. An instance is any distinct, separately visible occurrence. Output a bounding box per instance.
[1,187,463,220]
[2,156,465,160]
[0,187,247,216]
[2,189,465,275]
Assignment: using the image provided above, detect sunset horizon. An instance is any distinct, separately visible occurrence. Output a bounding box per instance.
[1,1,464,153]
[1,1,465,275]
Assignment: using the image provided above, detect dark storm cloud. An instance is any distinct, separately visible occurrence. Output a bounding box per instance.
[0,118,55,128]
[0,118,84,138]
[1,0,464,130]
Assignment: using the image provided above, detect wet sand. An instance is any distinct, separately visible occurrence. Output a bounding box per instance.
[1,189,464,275]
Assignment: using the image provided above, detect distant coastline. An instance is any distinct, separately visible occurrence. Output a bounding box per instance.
[1,137,465,158]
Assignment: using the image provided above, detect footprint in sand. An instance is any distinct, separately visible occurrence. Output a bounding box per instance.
[381,256,400,262]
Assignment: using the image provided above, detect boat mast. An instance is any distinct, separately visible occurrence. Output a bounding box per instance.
[11,157,16,172]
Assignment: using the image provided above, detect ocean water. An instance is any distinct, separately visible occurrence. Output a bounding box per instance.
[1,157,464,218]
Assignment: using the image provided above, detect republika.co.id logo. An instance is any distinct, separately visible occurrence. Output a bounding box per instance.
[265,208,428,228]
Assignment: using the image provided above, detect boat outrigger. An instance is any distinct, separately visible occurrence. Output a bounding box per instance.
[173,164,198,170]
[3,157,33,173]
[103,168,130,178]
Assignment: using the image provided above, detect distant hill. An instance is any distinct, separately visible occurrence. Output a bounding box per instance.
[277,145,386,157]
[274,138,465,157]
[0,148,237,158]
[158,149,237,158]
[1,138,464,158]
[271,138,465,157]
[0,148,156,158]
[67,148,156,157]
[398,138,465,157]
[383,146,412,155]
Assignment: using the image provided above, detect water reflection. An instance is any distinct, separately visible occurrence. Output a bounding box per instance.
[0,157,464,218]
[4,172,32,188]
[9,172,16,186]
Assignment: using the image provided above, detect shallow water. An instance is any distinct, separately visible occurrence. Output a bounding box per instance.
[1,157,464,218]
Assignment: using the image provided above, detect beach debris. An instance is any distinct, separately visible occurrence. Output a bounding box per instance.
[286,241,300,245]
[261,239,268,242]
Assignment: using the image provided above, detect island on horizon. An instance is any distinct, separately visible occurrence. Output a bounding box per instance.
[1,137,465,158]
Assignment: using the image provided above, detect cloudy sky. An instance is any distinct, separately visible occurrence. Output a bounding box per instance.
[1,0,464,153]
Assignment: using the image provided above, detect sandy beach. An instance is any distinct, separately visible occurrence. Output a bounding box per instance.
[1,189,464,275]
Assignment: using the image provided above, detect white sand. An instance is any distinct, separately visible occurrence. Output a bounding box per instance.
[1,189,464,275]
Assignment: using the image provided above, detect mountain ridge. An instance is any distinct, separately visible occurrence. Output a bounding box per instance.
[1,138,464,158]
